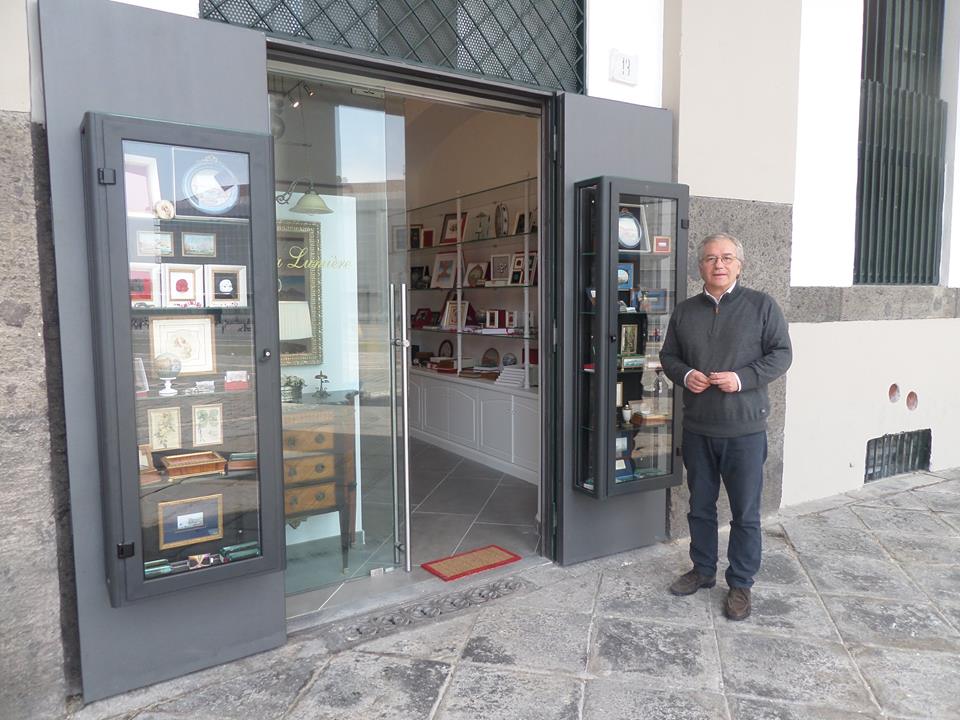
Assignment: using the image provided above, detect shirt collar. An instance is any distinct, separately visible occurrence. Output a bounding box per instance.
[703,280,737,305]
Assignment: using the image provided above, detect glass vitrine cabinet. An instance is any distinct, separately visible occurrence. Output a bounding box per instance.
[82,113,283,605]
[574,177,689,499]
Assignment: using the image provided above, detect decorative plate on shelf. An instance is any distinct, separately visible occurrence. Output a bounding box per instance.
[618,210,643,250]
[182,155,240,215]
[438,339,454,357]
[502,352,518,367]
[481,347,500,368]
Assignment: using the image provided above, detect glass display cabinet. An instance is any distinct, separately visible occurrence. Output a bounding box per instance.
[574,177,689,499]
[82,113,283,605]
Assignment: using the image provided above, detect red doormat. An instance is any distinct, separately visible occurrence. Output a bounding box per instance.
[421,544,521,581]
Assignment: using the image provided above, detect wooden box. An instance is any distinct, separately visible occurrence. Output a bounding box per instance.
[160,451,227,479]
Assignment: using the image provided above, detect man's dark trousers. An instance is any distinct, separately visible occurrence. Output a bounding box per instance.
[682,429,767,589]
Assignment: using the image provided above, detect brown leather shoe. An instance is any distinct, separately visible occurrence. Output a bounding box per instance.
[724,587,752,620]
[669,569,717,596]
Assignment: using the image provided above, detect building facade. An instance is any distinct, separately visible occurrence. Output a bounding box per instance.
[2,0,959,716]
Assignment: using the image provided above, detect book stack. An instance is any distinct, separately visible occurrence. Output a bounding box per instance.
[495,366,526,387]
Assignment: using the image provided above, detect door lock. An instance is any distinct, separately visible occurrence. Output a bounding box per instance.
[261,349,273,361]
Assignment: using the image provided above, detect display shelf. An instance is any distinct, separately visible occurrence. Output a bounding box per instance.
[408,230,536,253]
[408,283,538,291]
[409,327,538,340]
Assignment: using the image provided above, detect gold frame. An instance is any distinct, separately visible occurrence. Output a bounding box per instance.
[277,220,323,366]
[157,494,224,550]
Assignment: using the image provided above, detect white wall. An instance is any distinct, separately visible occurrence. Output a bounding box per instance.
[942,0,960,288]
[782,319,960,506]
[791,0,862,287]
[0,0,31,112]
[585,0,663,107]
[676,0,802,204]
[109,0,198,17]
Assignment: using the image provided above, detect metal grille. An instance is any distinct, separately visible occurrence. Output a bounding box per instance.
[854,0,946,284]
[200,0,585,92]
[864,428,931,482]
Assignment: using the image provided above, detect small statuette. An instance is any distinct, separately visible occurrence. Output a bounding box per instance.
[154,199,175,220]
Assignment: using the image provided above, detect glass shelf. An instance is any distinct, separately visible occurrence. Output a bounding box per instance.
[409,283,538,291]
[409,327,538,341]
[409,230,536,252]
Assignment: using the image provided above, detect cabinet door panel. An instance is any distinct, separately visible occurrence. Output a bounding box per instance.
[479,391,513,462]
[447,386,478,448]
[407,375,423,431]
[513,397,540,471]
[422,382,451,439]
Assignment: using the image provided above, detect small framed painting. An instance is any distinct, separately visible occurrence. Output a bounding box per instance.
[440,212,467,244]
[161,264,204,308]
[653,235,672,254]
[488,254,511,286]
[465,262,488,287]
[430,252,458,289]
[148,406,181,451]
[409,224,423,249]
[617,262,634,291]
[203,264,247,308]
[646,289,668,313]
[192,403,223,446]
[136,230,174,257]
[129,262,162,307]
[158,494,224,550]
[422,228,435,248]
[149,315,217,375]
[441,300,469,330]
[181,232,217,257]
[620,324,639,355]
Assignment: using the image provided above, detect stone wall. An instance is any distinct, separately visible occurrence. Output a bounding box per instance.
[666,196,793,538]
[0,110,70,718]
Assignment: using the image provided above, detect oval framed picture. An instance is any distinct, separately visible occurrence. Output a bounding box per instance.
[481,347,500,368]
[438,339,454,357]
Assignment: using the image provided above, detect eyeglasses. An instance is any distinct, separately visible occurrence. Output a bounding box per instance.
[700,254,739,266]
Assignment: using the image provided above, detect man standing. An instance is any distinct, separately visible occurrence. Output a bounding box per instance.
[659,232,792,620]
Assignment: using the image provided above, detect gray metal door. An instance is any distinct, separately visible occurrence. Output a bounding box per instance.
[554,93,676,565]
[39,0,285,702]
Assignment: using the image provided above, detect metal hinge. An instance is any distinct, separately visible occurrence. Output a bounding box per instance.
[676,446,682,457]
[551,500,558,532]
[117,542,135,559]
[98,168,117,185]
[680,218,689,230]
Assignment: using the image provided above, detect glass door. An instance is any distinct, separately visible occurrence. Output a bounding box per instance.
[270,71,410,595]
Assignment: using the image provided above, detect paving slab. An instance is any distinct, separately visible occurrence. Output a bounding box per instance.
[460,605,591,674]
[286,652,450,720]
[853,491,931,512]
[900,562,960,600]
[799,553,919,600]
[582,679,729,720]
[911,488,960,513]
[781,521,886,559]
[435,664,581,720]
[501,570,601,614]
[589,617,722,691]
[875,531,960,564]
[353,612,477,662]
[752,550,818,592]
[707,586,839,641]
[594,565,712,628]
[850,505,957,537]
[717,631,872,708]
[940,512,960,532]
[821,594,960,652]
[926,469,960,483]
[147,664,313,720]
[727,696,880,719]
[794,506,868,531]
[851,644,960,718]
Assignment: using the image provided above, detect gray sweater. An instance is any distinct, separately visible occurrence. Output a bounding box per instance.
[659,284,792,437]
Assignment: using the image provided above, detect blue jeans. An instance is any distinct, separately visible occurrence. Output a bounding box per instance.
[682,429,767,589]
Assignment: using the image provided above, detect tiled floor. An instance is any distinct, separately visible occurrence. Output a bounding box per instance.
[285,438,540,615]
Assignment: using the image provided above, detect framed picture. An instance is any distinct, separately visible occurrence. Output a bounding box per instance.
[488,254,512,286]
[465,262,488,287]
[133,357,149,396]
[653,235,672,254]
[422,228,435,248]
[148,406,181,451]
[138,443,152,469]
[617,262,634,291]
[440,212,467,244]
[158,494,224,550]
[646,289,668,313]
[409,224,423,249]
[441,300,469,329]
[150,315,217,375]
[129,262,162,307]
[430,252,458,288]
[181,232,217,257]
[485,309,500,328]
[616,381,623,408]
[136,230,174,257]
[391,225,407,252]
[410,265,431,290]
[621,324,639,355]
[512,211,526,235]
[525,251,539,285]
[161,264,204,308]
[124,153,163,218]
[277,220,323,365]
[203,264,247,308]
[192,403,223,446]
[411,307,433,328]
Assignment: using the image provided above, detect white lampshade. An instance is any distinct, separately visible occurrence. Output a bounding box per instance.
[291,190,333,214]
[278,301,313,341]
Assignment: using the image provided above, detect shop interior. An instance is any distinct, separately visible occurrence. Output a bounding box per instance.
[267,68,544,614]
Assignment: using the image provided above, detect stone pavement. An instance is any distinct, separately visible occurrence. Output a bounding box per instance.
[69,468,960,720]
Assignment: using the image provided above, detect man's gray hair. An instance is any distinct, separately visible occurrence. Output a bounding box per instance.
[698,232,745,264]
